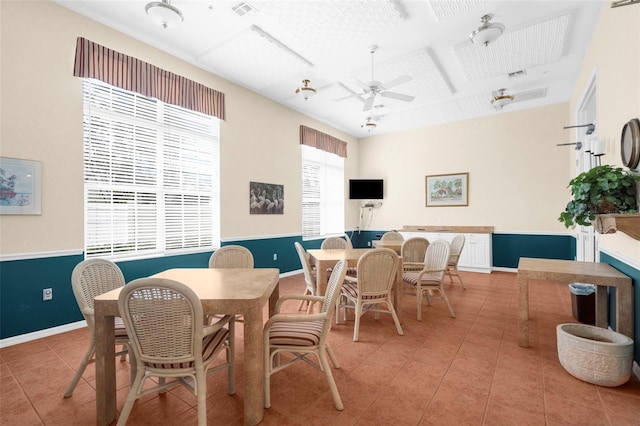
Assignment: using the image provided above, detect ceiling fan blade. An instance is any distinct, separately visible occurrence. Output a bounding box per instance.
[381,91,415,102]
[383,74,412,90]
[363,95,375,111]
[350,77,371,91]
[334,93,362,102]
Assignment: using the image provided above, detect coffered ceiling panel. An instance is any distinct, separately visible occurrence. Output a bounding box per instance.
[54,0,604,137]
[429,0,489,21]
[197,25,313,90]
[254,0,406,54]
[455,14,570,81]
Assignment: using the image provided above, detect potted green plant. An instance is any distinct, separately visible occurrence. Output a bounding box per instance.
[558,165,638,227]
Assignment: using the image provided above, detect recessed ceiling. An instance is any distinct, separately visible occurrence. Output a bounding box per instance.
[53,0,604,138]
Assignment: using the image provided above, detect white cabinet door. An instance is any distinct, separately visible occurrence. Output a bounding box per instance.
[398,231,491,273]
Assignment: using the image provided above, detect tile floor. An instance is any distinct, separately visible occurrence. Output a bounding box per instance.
[1,271,639,425]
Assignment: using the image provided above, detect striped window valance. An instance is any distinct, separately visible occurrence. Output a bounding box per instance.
[300,125,347,158]
[73,37,225,120]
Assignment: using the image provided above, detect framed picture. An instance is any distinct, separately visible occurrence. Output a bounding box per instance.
[250,181,284,214]
[0,157,42,215]
[425,172,468,207]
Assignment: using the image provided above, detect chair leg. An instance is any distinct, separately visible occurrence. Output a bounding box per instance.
[325,343,340,368]
[416,288,422,321]
[387,298,404,336]
[456,267,466,289]
[318,345,344,410]
[195,369,207,426]
[227,319,236,395]
[116,369,145,426]
[64,341,95,397]
[353,302,362,342]
[440,287,456,318]
[264,336,271,408]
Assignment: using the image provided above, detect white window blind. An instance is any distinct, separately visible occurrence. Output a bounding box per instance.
[82,79,220,259]
[301,145,344,239]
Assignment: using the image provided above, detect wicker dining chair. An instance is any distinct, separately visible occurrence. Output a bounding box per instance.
[320,236,350,249]
[208,245,254,268]
[294,242,318,313]
[117,278,235,426]
[446,234,467,289]
[402,239,454,320]
[264,260,348,410]
[401,237,430,272]
[321,236,357,277]
[380,230,404,243]
[337,248,403,341]
[64,258,130,398]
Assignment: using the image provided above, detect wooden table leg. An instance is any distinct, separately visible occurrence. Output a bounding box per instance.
[94,303,116,426]
[616,285,634,339]
[595,285,608,329]
[243,306,265,425]
[517,274,529,348]
[315,260,328,296]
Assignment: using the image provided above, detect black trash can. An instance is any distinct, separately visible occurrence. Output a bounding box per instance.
[569,283,596,325]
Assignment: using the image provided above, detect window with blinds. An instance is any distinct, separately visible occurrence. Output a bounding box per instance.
[82,79,220,259]
[301,145,344,239]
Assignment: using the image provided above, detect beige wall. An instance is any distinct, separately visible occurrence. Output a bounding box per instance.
[2,1,638,262]
[0,1,359,254]
[569,2,640,260]
[356,103,571,233]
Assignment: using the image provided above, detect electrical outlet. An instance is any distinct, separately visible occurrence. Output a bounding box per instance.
[367,241,371,247]
[43,288,53,301]
[273,253,277,261]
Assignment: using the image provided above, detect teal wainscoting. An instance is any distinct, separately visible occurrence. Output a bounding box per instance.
[492,233,576,268]
[599,252,639,365]
[0,235,321,340]
[348,230,381,248]
[1,254,84,339]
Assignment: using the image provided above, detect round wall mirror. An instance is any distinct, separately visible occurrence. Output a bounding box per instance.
[621,118,640,169]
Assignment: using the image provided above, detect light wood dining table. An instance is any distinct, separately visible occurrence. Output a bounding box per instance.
[94,268,280,426]
[307,248,404,322]
[517,257,633,348]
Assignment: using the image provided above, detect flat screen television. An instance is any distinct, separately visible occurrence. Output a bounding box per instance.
[349,179,384,199]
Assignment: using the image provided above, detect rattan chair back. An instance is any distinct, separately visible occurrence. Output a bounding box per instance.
[208,245,254,268]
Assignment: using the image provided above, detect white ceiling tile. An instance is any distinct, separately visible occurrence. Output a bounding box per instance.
[254,0,406,54]
[455,14,570,81]
[196,25,312,89]
[429,0,489,21]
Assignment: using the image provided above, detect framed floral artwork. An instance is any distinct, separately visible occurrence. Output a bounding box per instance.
[425,172,468,207]
[0,157,42,215]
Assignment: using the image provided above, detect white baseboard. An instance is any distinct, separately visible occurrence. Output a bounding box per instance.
[0,320,87,348]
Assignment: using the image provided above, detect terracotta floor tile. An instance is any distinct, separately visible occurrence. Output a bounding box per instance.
[2,272,639,425]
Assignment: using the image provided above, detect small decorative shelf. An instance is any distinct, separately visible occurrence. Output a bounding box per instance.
[594,214,640,241]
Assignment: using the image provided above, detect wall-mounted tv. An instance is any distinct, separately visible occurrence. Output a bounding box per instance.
[349,179,384,199]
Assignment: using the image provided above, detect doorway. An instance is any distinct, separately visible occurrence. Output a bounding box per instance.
[575,73,598,262]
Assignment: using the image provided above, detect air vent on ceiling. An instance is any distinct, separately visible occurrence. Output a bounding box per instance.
[508,69,527,79]
[232,1,257,17]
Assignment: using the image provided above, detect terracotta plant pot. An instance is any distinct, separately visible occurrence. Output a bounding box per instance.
[556,323,633,387]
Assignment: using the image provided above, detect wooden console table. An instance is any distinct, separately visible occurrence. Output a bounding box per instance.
[517,257,633,348]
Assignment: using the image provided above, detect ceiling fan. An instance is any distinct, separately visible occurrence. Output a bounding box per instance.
[344,45,415,112]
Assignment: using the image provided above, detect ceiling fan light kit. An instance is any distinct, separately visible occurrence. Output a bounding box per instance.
[146,0,183,29]
[361,118,377,132]
[470,14,505,46]
[491,88,514,109]
[295,79,317,101]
